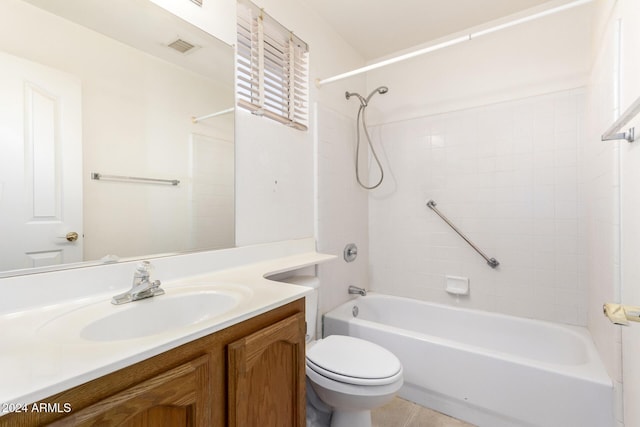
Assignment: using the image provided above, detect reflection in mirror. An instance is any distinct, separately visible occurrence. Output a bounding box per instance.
[0,0,235,277]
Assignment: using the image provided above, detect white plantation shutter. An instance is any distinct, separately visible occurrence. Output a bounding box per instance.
[237,0,309,130]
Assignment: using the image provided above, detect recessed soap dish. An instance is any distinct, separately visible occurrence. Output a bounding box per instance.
[445,275,469,295]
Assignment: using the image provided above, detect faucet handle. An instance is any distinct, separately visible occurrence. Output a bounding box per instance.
[135,261,152,274]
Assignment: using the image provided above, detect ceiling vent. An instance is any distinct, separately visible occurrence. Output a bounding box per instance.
[167,38,197,54]
[190,0,203,6]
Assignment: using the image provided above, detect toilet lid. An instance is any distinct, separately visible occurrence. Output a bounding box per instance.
[306,335,402,385]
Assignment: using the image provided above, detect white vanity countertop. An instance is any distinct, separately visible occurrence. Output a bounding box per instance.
[0,239,335,412]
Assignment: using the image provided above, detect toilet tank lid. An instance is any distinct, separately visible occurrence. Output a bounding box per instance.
[279,275,320,288]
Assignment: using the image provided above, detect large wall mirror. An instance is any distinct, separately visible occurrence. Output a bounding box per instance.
[0,0,235,277]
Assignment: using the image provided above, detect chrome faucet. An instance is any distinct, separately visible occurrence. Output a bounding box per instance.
[111,261,164,305]
[348,285,367,296]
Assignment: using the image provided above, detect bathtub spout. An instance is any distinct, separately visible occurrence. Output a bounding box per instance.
[348,285,367,296]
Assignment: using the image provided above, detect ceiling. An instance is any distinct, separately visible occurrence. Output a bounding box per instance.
[25,0,234,81]
[300,0,558,61]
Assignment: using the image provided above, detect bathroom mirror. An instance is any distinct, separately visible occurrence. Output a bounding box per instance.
[0,0,235,277]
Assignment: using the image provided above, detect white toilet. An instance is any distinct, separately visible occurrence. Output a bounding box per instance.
[280,276,403,427]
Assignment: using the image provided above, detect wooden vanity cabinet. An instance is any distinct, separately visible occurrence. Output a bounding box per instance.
[228,312,306,427]
[50,355,212,427]
[1,299,305,427]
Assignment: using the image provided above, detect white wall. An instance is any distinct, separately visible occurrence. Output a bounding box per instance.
[365,4,593,125]
[189,134,235,251]
[587,1,640,425]
[235,109,315,244]
[368,89,586,324]
[359,5,593,325]
[583,1,622,423]
[316,105,369,318]
[618,1,640,424]
[232,0,368,318]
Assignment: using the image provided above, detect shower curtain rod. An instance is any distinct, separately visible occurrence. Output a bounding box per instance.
[191,107,234,124]
[315,0,594,87]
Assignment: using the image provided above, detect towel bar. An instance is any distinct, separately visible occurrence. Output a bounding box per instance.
[91,172,179,186]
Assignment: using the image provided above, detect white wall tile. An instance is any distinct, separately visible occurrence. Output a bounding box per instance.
[316,106,370,315]
[368,89,586,325]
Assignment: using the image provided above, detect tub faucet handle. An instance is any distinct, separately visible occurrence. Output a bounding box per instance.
[344,243,358,262]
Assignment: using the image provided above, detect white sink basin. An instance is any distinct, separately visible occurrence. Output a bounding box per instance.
[37,284,251,342]
[81,291,239,341]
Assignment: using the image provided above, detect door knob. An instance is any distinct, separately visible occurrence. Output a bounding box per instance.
[60,232,79,242]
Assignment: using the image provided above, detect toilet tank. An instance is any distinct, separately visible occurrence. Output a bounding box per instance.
[278,275,319,342]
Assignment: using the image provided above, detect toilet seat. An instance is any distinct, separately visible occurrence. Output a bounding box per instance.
[306,335,402,386]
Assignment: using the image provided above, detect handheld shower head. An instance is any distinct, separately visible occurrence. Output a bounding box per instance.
[346,87,388,107]
[365,86,389,104]
[345,85,389,190]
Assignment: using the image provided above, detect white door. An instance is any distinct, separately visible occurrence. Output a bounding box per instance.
[0,52,82,272]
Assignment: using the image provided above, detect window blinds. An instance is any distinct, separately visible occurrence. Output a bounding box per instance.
[237,0,309,131]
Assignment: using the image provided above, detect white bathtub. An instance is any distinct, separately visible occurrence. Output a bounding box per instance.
[323,293,613,427]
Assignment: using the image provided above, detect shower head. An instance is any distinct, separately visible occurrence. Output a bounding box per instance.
[346,86,388,107]
[365,86,389,104]
[346,86,388,190]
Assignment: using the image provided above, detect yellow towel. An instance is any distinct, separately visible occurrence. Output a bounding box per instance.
[603,303,640,325]
[603,303,628,325]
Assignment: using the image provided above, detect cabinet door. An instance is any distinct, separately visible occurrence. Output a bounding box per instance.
[228,312,305,427]
[50,355,211,427]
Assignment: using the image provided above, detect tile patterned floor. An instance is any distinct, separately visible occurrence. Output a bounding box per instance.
[372,398,476,427]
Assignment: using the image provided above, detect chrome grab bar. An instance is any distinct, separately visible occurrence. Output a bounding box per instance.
[426,200,499,269]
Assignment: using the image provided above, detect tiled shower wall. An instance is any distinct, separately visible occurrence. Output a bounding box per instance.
[316,105,370,321]
[368,88,586,326]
